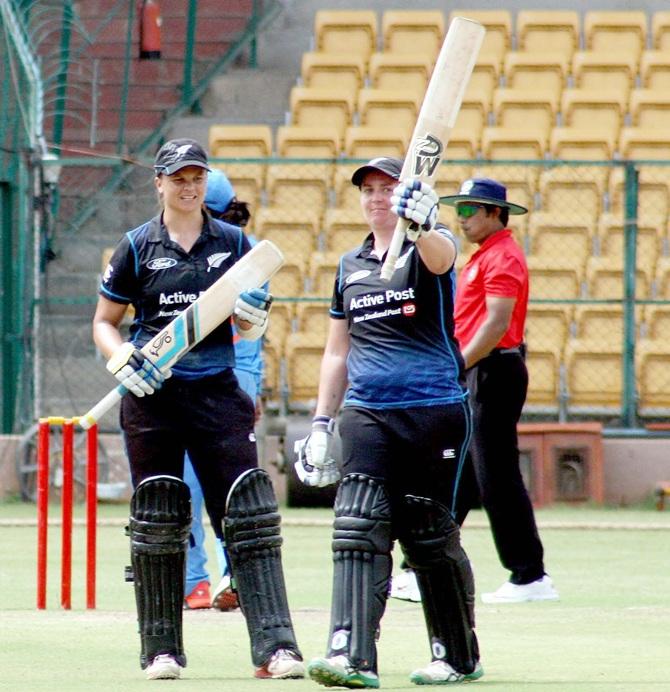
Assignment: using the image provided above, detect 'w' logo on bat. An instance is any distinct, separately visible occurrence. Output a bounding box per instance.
[412,134,443,177]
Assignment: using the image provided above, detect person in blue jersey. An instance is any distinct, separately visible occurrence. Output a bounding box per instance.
[294,157,482,688]
[92,139,304,681]
[183,169,262,612]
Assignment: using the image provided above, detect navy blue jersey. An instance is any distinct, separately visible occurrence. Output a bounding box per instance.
[100,213,250,379]
[330,231,466,409]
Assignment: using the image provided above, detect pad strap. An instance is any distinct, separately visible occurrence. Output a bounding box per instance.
[130,475,191,669]
[327,474,392,673]
[224,468,301,666]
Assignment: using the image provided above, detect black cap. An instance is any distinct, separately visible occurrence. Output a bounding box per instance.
[439,177,528,215]
[154,138,211,176]
[351,157,403,187]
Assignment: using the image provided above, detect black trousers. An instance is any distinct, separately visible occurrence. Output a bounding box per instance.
[462,350,546,585]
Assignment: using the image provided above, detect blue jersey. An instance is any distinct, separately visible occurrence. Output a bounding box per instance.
[100,213,251,379]
[330,231,466,409]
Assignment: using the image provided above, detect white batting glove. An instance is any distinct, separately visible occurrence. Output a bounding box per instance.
[234,287,273,340]
[106,342,170,397]
[294,415,340,488]
[391,179,439,241]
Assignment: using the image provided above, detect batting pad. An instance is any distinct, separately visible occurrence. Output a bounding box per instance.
[129,475,191,669]
[224,468,301,666]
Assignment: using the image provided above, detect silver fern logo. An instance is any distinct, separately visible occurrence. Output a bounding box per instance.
[207,252,231,271]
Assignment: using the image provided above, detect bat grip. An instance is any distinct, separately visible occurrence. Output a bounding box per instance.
[380,218,409,281]
[79,386,124,430]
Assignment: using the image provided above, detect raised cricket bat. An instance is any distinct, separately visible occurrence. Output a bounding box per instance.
[79,239,284,430]
[380,16,485,281]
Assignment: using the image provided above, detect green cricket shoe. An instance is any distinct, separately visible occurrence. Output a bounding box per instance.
[410,660,484,685]
[308,655,380,689]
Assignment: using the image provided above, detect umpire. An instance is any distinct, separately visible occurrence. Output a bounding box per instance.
[441,178,559,604]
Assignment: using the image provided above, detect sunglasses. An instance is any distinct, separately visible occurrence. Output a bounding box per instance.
[456,203,484,218]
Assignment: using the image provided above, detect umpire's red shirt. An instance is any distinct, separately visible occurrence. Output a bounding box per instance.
[454,228,528,350]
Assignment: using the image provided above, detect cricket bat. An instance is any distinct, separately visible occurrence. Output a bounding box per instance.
[79,239,284,430]
[380,16,485,281]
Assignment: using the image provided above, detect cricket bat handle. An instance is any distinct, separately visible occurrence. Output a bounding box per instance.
[380,218,410,281]
[79,386,124,429]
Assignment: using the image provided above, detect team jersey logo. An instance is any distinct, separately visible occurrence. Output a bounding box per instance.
[467,263,479,282]
[345,269,371,285]
[102,263,113,283]
[394,245,414,270]
[402,303,416,316]
[147,257,178,270]
[207,252,231,271]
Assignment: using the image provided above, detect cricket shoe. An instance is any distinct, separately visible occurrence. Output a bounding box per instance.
[308,655,380,689]
[390,568,421,602]
[254,649,305,679]
[146,654,182,680]
[184,579,211,609]
[481,575,559,604]
[410,660,484,685]
[211,573,239,611]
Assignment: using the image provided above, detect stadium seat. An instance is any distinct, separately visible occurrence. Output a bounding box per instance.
[560,88,626,140]
[481,126,548,160]
[596,213,660,279]
[538,165,607,219]
[573,304,625,350]
[357,87,420,136]
[467,54,501,101]
[276,125,340,159]
[264,301,294,360]
[644,304,670,340]
[381,10,445,59]
[444,128,479,161]
[526,257,583,299]
[640,50,670,90]
[314,10,377,60]
[503,52,569,97]
[289,87,356,145]
[254,207,320,266]
[208,124,272,187]
[449,10,512,66]
[515,10,580,60]
[607,165,670,226]
[619,129,670,160]
[652,11,670,51]
[266,165,330,221]
[550,127,617,161]
[324,207,370,255]
[564,340,623,413]
[300,52,365,94]
[637,339,670,415]
[585,255,651,300]
[583,11,647,60]
[285,331,327,406]
[296,301,331,338]
[493,87,558,138]
[308,251,341,297]
[261,339,281,401]
[525,304,572,355]
[527,212,595,273]
[654,255,670,299]
[453,88,490,136]
[268,260,307,299]
[629,89,670,130]
[525,345,563,412]
[571,51,638,97]
[368,52,433,93]
[344,125,408,160]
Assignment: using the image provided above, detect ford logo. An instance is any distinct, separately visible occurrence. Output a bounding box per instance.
[147,257,178,270]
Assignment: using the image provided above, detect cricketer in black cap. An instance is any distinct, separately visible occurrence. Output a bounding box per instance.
[154,138,211,176]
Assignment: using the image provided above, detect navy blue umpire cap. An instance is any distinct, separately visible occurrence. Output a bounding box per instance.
[154,138,211,176]
[351,157,403,187]
[440,177,528,215]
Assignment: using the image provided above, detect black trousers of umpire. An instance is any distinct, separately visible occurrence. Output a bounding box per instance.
[462,348,546,585]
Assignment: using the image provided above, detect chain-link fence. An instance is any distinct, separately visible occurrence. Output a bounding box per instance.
[32,158,670,432]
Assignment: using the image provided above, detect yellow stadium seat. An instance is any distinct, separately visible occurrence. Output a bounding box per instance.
[481,127,547,160]
[539,165,608,220]
[652,11,670,51]
[449,10,511,66]
[296,302,331,338]
[261,338,281,401]
[368,52,433,94]
[493,87,558,137]
[324,207,370,255]
[208,124,272,187]
[527,212,595,272]
[467,54,502,101]
[444,128,479,161]
[308,251,341,297]
[550,127,617,161]
[564,340,623,412]
[314,10,377,60]
[357,88,420,136]
[640,50,670,90]
[654,255,670,299]
[382,10,445,58]
[516,10,580,60]
[560,88,626,139]
[584,11,647,59]
[301,52,365,93]
[585,255,651,300]
[503,52,569,96]
[285,331,327,406]
[637,339,670,414]
[629,89,670,130]
[571,51,638,97]
[573,304,625,349]
[266,165,330,220]
[264,302,294,358]
[276,125,340,159]
[254,207,320,266]
[453,89,490,137]
[644,305,670,340]
[596,213,661,278]
[525,304,572,355]
[215,169,261,213]
[269,260,306,300]
[289,87,355,144]
[607,165,670,224]
[333,163,363,210]
[526,257,583,299]
[344,125,409,160]
[525,346,563,412]
[619,129,670,160]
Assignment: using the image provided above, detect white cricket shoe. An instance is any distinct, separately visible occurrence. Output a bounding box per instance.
[410,660,484,685]
[146,654,182,680]
[481,575,559,604]
[390,568,421,602]
[255,648,305,679]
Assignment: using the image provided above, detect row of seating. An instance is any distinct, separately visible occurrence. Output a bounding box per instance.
[313,9,670,63]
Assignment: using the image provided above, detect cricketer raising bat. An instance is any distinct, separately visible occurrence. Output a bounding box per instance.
[79,239,284,429]
[380,16,485,281]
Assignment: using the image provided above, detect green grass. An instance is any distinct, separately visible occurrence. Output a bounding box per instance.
[1,501,669,690]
